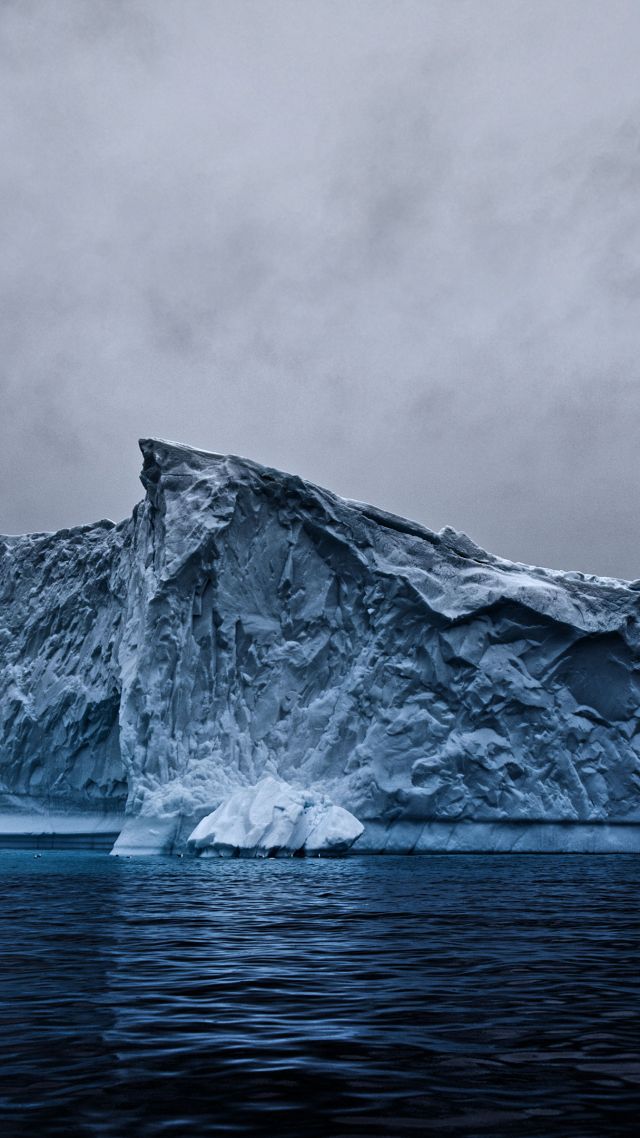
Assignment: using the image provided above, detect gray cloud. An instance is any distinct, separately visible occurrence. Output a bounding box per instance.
[1,0,640,576]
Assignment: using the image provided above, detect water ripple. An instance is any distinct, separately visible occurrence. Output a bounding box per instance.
[0,853,638,1136]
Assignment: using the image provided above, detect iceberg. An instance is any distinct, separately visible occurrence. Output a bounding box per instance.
[1,437,640,853]
[187,777,364,857]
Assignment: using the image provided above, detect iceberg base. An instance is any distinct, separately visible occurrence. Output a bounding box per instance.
[187,778,365,858]
[358,819,640,853]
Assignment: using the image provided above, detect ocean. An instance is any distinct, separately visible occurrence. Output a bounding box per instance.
[0,852,638,1136]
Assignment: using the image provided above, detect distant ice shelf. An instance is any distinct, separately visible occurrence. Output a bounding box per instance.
[0,808,125,852]
[2,437,640,854]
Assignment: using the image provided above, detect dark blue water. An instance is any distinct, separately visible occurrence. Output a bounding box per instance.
[0,853,638,1137]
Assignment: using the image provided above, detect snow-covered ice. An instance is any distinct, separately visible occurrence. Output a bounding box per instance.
[187,777,364,857]
[1,437,640,853]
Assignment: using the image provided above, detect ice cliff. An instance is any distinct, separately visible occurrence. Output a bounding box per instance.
[1,437,640,853]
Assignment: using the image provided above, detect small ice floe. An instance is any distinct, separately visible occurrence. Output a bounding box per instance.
[187,777,364,858]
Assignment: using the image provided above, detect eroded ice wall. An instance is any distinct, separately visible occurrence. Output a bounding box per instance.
[2,437,640,847]
[120,440,640,834]
[0,520,130,807]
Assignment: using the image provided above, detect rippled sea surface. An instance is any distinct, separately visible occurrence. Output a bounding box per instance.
[0,853,638,1137]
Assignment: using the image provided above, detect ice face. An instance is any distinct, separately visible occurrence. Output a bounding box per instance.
[0,519,129,808]
[1,436,640,853]
[187,777,364,857]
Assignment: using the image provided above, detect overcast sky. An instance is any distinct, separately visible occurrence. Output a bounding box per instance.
[1,0,640,577]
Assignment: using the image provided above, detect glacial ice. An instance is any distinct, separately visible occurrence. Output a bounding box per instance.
[1,436,640,854]
[187,777,364,857]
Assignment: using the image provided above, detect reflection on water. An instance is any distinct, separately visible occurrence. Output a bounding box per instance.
[0,853,638,1136]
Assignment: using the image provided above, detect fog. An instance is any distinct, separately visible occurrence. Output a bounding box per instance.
[2,0,640,577]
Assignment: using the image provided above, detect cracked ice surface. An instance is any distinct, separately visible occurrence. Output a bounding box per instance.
[2,437,640,852]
